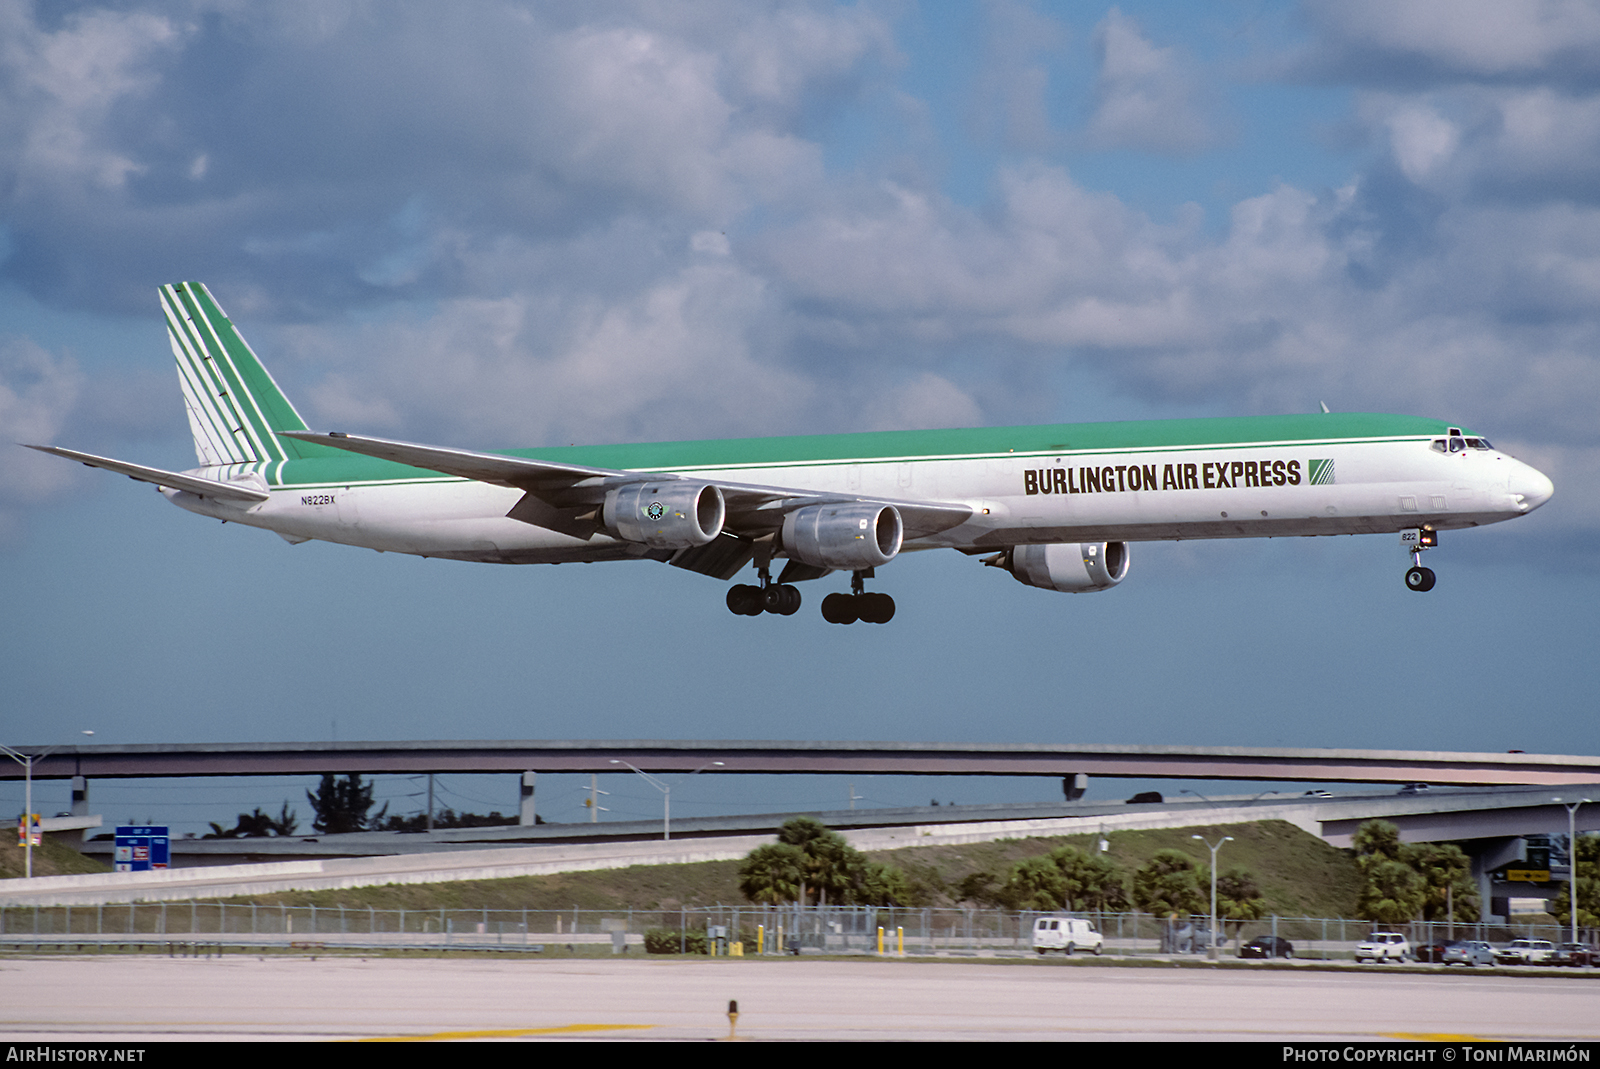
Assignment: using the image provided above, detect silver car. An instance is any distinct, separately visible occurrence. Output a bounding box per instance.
[1441,940,1495,967]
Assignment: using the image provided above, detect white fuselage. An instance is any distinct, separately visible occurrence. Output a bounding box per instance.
[167,434,1548,565]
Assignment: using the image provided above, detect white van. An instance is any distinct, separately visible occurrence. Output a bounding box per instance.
[1031,916,1104,956]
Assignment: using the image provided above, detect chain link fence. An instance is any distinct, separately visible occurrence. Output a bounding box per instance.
[0,901,1586,957]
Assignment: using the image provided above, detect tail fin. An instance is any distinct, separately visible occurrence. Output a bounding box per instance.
[160,282,326,466]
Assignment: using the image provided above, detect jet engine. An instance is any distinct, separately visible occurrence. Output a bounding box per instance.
[603,482,725,549]
[1004,541,1129,593]
[781,503,903,570]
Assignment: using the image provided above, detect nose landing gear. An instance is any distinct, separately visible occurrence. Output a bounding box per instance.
[1401,525,1438,592]
[820,569,895,624]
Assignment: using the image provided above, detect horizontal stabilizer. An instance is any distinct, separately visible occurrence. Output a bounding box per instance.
[24,445,270,504]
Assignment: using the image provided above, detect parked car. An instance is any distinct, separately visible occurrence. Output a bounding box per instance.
[1493,939,1555,965]
[1413,939,1451,963]
[1550,942,1596,967]
[1302,790,1333,798]
[1396,783,1430,795]
[1031,916,1104,956]
[1441,940,1496,967]
[1355,932,1411,962]
[1239,935,1294,959]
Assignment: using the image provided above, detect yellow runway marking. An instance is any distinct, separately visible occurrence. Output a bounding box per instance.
[362,1023,656,1041]
[1381,1033,1496,1042]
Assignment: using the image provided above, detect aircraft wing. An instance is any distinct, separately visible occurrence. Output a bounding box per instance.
[279,431,618,494]
[23,445,270,504]
[282,430,972,539]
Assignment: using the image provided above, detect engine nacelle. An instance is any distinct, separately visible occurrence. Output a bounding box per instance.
[1008,542,1129,593]
[604,482,724,549]
[781,503,903,571]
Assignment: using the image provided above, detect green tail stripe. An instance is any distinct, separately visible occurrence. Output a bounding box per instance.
[162,282,337,463]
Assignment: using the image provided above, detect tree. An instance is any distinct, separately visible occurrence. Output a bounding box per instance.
[739,818,917,907]
[738,842,805,905]
[1551,833,1600,929]
[1215,866,1268,937]
[1133,849,1206,916]
[306,773,388,834]
[1409,843,1479,923]
[1353,820,1426,924]
[203,802,298,839]
[1049,846,1127,912]
[955,869,1005,908]
[998,856,1068,912]
[855,861,915,907]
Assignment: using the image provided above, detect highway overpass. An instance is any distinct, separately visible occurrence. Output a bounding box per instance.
[7,739,1600,787]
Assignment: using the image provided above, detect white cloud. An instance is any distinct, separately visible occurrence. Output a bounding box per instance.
[0,0,184,195]
[0,336,85,538]
[1384,102,1459,184]
[968,0,1071,152]
[1302,0,1600,79]
[1084,8,1216,155]
[0,1,1595,561]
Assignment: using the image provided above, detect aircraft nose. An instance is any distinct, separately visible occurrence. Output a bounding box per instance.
[1508,460,1554,513]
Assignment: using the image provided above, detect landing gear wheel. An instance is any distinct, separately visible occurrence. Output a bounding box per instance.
[726,584,764,616]
[1405,566,1436,592]
[857,591,896,624]
[821,592,858,625]
[764,584,802,616]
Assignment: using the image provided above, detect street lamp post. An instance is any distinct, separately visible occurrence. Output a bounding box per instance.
[609,760,724,840]
[1193,833,1233,961]
[1554,797,1592,946]
[3,731,94,879]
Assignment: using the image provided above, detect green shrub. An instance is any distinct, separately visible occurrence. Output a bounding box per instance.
[644,927,709,954]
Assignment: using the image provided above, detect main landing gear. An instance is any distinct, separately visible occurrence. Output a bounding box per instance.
[820,569,895,625]
[1402,525,1438,592]
[726,546,800,616]
[726,556,896,624]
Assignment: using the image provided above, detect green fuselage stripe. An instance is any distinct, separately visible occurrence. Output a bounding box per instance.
[256,413,1464,488]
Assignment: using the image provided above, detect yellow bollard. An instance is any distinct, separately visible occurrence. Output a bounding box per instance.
[757,925,764,955]
[731,942,743,957]
[877,926,884,954]
[898,926,905,957]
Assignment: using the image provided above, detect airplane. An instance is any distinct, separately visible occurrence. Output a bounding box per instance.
[28,282,1554,624]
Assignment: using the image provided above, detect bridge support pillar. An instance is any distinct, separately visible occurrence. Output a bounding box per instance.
[519,771,537,825]
[1062,773,1087,802]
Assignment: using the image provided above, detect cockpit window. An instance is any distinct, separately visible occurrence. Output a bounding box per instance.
[1466,437,1492,450]
[1449,436,1466,452]
[1431,440,1447,453]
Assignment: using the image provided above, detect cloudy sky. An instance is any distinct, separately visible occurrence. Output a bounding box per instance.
[2,1,1596,833]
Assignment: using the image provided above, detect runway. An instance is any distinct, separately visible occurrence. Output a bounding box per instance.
[2,955,1596,1042]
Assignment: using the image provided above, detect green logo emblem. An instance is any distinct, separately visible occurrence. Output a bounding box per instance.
[645,501,666,521]
[1308,459,1335,485]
